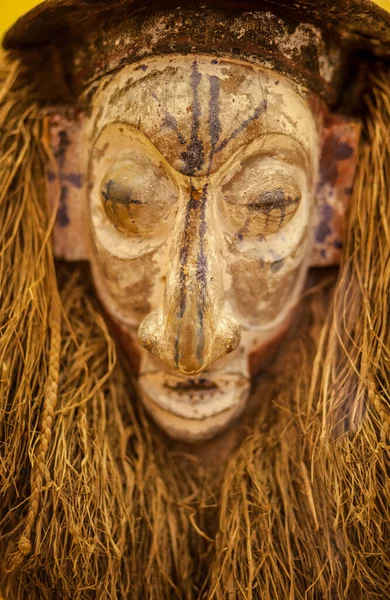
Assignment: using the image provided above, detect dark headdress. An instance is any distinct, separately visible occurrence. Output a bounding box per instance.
[3,0,390,104]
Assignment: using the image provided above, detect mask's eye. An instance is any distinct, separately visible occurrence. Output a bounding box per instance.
[222,157,302,236]
[101,159,179,235]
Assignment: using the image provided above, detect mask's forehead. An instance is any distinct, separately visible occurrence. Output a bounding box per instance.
[89,55,317,176]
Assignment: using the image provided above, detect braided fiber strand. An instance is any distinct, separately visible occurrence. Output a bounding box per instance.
[16,293,62,561]
[0,53,60,571]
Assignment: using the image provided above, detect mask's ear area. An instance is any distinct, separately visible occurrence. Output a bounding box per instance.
[311,113,361,266]
[47,109,89,261]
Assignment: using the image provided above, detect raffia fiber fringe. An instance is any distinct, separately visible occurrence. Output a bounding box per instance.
[0,54,389,599]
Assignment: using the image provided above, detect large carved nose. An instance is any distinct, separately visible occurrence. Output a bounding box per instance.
[138,184,240,375]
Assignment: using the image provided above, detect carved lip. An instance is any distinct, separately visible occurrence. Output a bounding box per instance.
[138,371,249,420]
[163,378,218,392]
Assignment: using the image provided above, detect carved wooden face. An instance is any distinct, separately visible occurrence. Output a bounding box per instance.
[86,55,318,440]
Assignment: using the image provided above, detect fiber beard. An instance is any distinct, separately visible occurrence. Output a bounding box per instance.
[0,55,389,600]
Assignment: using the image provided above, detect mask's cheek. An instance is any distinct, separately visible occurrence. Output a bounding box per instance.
[89,243,166,330]
[89,247,167,375]
[224,249,309,376]
[224,243,309,331]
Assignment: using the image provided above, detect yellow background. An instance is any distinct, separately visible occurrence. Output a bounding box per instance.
[1,0,42,40]
[1,0,390,41]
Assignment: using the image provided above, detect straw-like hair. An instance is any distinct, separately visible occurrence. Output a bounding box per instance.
[0,53,389,599]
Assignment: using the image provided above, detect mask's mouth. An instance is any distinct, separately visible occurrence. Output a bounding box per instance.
[138,371,250,441]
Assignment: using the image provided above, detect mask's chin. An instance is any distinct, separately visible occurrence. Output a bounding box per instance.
[138,371,250,442]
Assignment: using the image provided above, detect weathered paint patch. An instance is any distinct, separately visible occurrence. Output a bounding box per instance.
[48,110,89,260]
[315,204,333,243]
[319,133,353,188]
[311,113,361,266]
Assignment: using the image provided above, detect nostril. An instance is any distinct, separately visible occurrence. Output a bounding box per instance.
[209,316,241,364]
[138,311,164,356]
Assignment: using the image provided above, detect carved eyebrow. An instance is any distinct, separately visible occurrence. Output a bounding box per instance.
[265,142,309,172]
[219,133,311,178]
[257,134,310,170]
